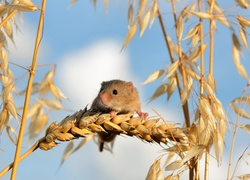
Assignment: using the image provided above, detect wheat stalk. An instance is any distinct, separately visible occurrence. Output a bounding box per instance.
[10,0,46,179]
[0,107,190,177]
[40,108,189,151]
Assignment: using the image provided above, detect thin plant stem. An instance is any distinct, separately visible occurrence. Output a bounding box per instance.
[198,0,204,92]
[205,147,210,180]
[169,0,193,178]
[205,1,215,179]
[195,159,200,180]
[226,88,247,180]
[157,6,190,127]
[209,1,215,76]
[0,137,45,177]
[10,1,47,179]
[171,0,177,23]
[197,0,204,179]
[230,144,250,180]
[227,110,239,180]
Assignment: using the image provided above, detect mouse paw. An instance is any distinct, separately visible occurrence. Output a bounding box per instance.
[137,111,148,119]
[110,110,118,117]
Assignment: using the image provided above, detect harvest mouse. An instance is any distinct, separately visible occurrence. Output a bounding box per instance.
[90,79,148,151]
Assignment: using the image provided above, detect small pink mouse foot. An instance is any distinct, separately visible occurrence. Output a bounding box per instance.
[110,110,118,117]
[137,111,148,119]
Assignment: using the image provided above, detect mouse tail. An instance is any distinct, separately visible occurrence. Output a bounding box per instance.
[99,142,104,152]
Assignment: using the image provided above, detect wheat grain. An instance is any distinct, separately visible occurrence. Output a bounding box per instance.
[38,108,190,151]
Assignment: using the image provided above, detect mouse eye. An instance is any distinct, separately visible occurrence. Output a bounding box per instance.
[112,89,118,95]
[100,87,104,92]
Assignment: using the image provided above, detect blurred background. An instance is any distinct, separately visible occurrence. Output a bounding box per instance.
[1,0,250,179]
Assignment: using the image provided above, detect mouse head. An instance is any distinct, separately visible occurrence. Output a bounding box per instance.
[98,80,137,111]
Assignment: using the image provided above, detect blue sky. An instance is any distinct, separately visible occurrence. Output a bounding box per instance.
[1,0,250,179]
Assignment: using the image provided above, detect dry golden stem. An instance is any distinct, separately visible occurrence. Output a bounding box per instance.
[196,0,204,179]
[209,0,215,75]
[227,111,239,180]
[157,7,190,127]
[0,137,45,177]
[226,87,248,180]
[10,1,47,179]
[205,147,210,180]
[230,145,249,180]
[0,10,17,29]
[195,160,200,180]
[198,0,204,94]
[171,0,177,23]
[205,1,215,179]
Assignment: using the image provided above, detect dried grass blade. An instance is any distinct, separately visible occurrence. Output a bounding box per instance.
[231,103,250,119]
[50,84,67,101]
[149,1,158,28]
[6,97,18,119]
[43,99,63,110]
[232,45,248,79]
[27,103,42,118]
[215,15,232,29]
[207,73,216,91]
[163,60,180,81]
[239,29,248,50]
[190,11,212,19]
[139,9,150,37]
[183,24,200,40]
[213,131,223,165]
[240,124,250,134]
[232,33,242,52]
[167,77,176,101]
[0,108,9,132]
[7,0,39,12]
[59,141,74,167]
[149,83,167,102]
[141,69,165,85]
[3,20,14,44]
[29,114,48,141]
[236,0,249,9]
[176,15,183,42]
[238,174,250,180]
[165,160,183,171]
[138,0,147,15]
[146,159,161,180]
[181,145,205,163]
[186,3,196,22]
[237,15,250,27]
[185,69,200,81]
[128,4,134,28]
[72,134,94,154]
[180,5,189,19]
[181,76,193,105]
[6,125,18,145]
[121,23,137,51]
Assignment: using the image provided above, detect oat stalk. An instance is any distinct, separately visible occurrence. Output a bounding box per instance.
[157,5,190,127]
[226,87,248,180]
[10,0,46,179]
[205,0,215,178]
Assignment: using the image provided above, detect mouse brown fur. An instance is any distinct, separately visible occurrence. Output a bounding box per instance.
[90,79,148,151]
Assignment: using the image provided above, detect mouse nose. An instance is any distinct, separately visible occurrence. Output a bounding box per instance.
[100,93,110,105]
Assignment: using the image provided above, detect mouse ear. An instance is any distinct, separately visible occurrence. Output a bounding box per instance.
[127,81,134,92]
[101,81,106,86]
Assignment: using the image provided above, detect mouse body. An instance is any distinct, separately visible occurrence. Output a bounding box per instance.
[90,79,148,151]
